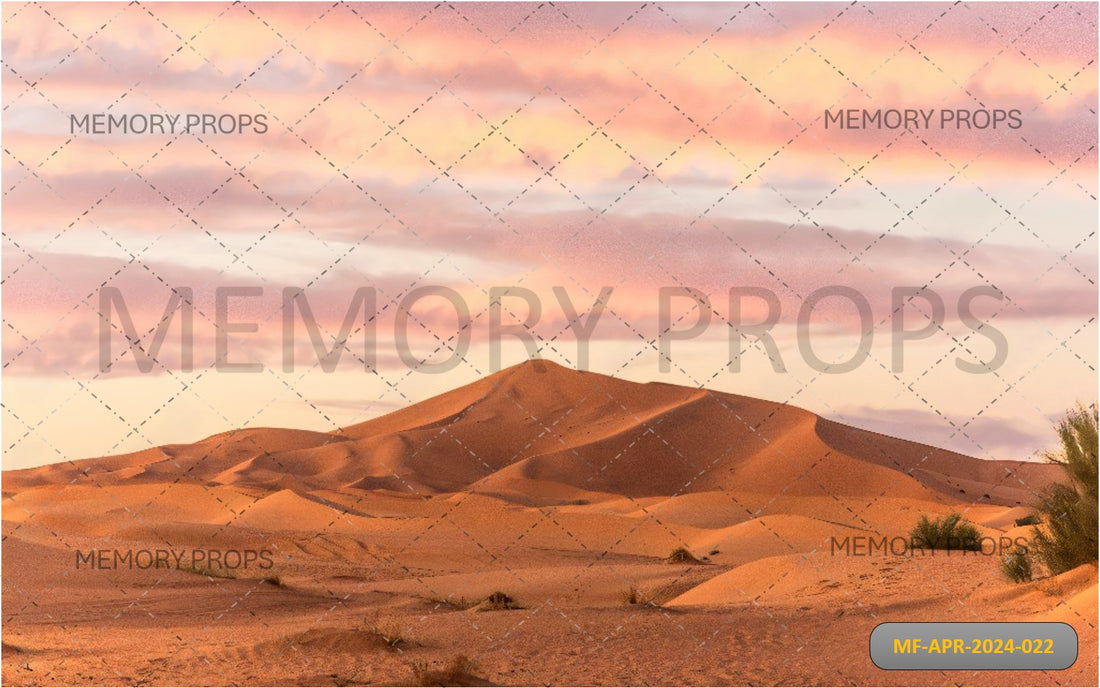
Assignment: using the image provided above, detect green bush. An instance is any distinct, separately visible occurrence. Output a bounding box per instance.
[909,512,982,551]
[1000,548,1033,583]
[1031,404,1099,575]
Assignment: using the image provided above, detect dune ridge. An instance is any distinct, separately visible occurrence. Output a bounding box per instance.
[2,360,1061,505]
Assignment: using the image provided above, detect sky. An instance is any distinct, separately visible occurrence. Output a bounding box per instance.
[2,1,1097,469]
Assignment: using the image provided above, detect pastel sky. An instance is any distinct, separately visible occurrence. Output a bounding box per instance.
[2,1,1097,470]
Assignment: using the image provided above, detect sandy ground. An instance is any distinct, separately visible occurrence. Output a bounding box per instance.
[3,361,1096,685]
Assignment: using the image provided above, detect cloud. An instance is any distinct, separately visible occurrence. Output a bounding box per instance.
[2,0,1094,472]
[3,209,1095,380]
[833,405,1056,462]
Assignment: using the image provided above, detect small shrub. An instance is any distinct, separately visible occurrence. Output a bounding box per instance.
[410,654,481,686]
[359,613,407,650]
[1014,514,1040,527]
[373,619,406,649]
[666,547,702,564]
[909,512,982,551]
[621,585,655,606]
[1000,549,1034,583]
[475,591,519,611]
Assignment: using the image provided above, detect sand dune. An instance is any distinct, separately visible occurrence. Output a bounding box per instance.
[3,360,1093,686]
[3,360,1063,503]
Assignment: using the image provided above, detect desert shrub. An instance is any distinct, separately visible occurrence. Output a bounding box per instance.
[1031,404,1099,575]
[373,619,406,649]
[1014,514,1041,527]
[410,655,480,686]
[475,591,518,611]
[359,613,407,650]
[621,585,655,606]
[909,512,982,551]
[1000,548,1034,583]
[427,591,518,612]
[666,547,702,564]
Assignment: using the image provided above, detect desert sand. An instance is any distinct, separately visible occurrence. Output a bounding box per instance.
[2,360,1096,686]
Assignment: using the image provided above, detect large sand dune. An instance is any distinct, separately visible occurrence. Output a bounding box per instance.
[3,360,1061,501]
[2,360,1094,686]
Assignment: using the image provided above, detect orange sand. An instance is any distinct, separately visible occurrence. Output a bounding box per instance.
[3,361,1095,685]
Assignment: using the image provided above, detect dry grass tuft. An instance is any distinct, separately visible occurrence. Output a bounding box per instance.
[475,591,519,611]
[360,613,408,650]
[620,585,657,606]
[666,547,703,564]
[410,654,483,686]
[424,594,476,610]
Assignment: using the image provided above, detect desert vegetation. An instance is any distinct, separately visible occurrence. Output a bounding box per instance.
[424,594,475,610]
[621,585,656,606]
[423,591,519,612]
[666,547,703,564]
[1030,403,1099,575]
[409,654,483,687]
[1000,548,1034,583]
[998,403,1098,583]
[909,512,982,551]
[475,591,519,611]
